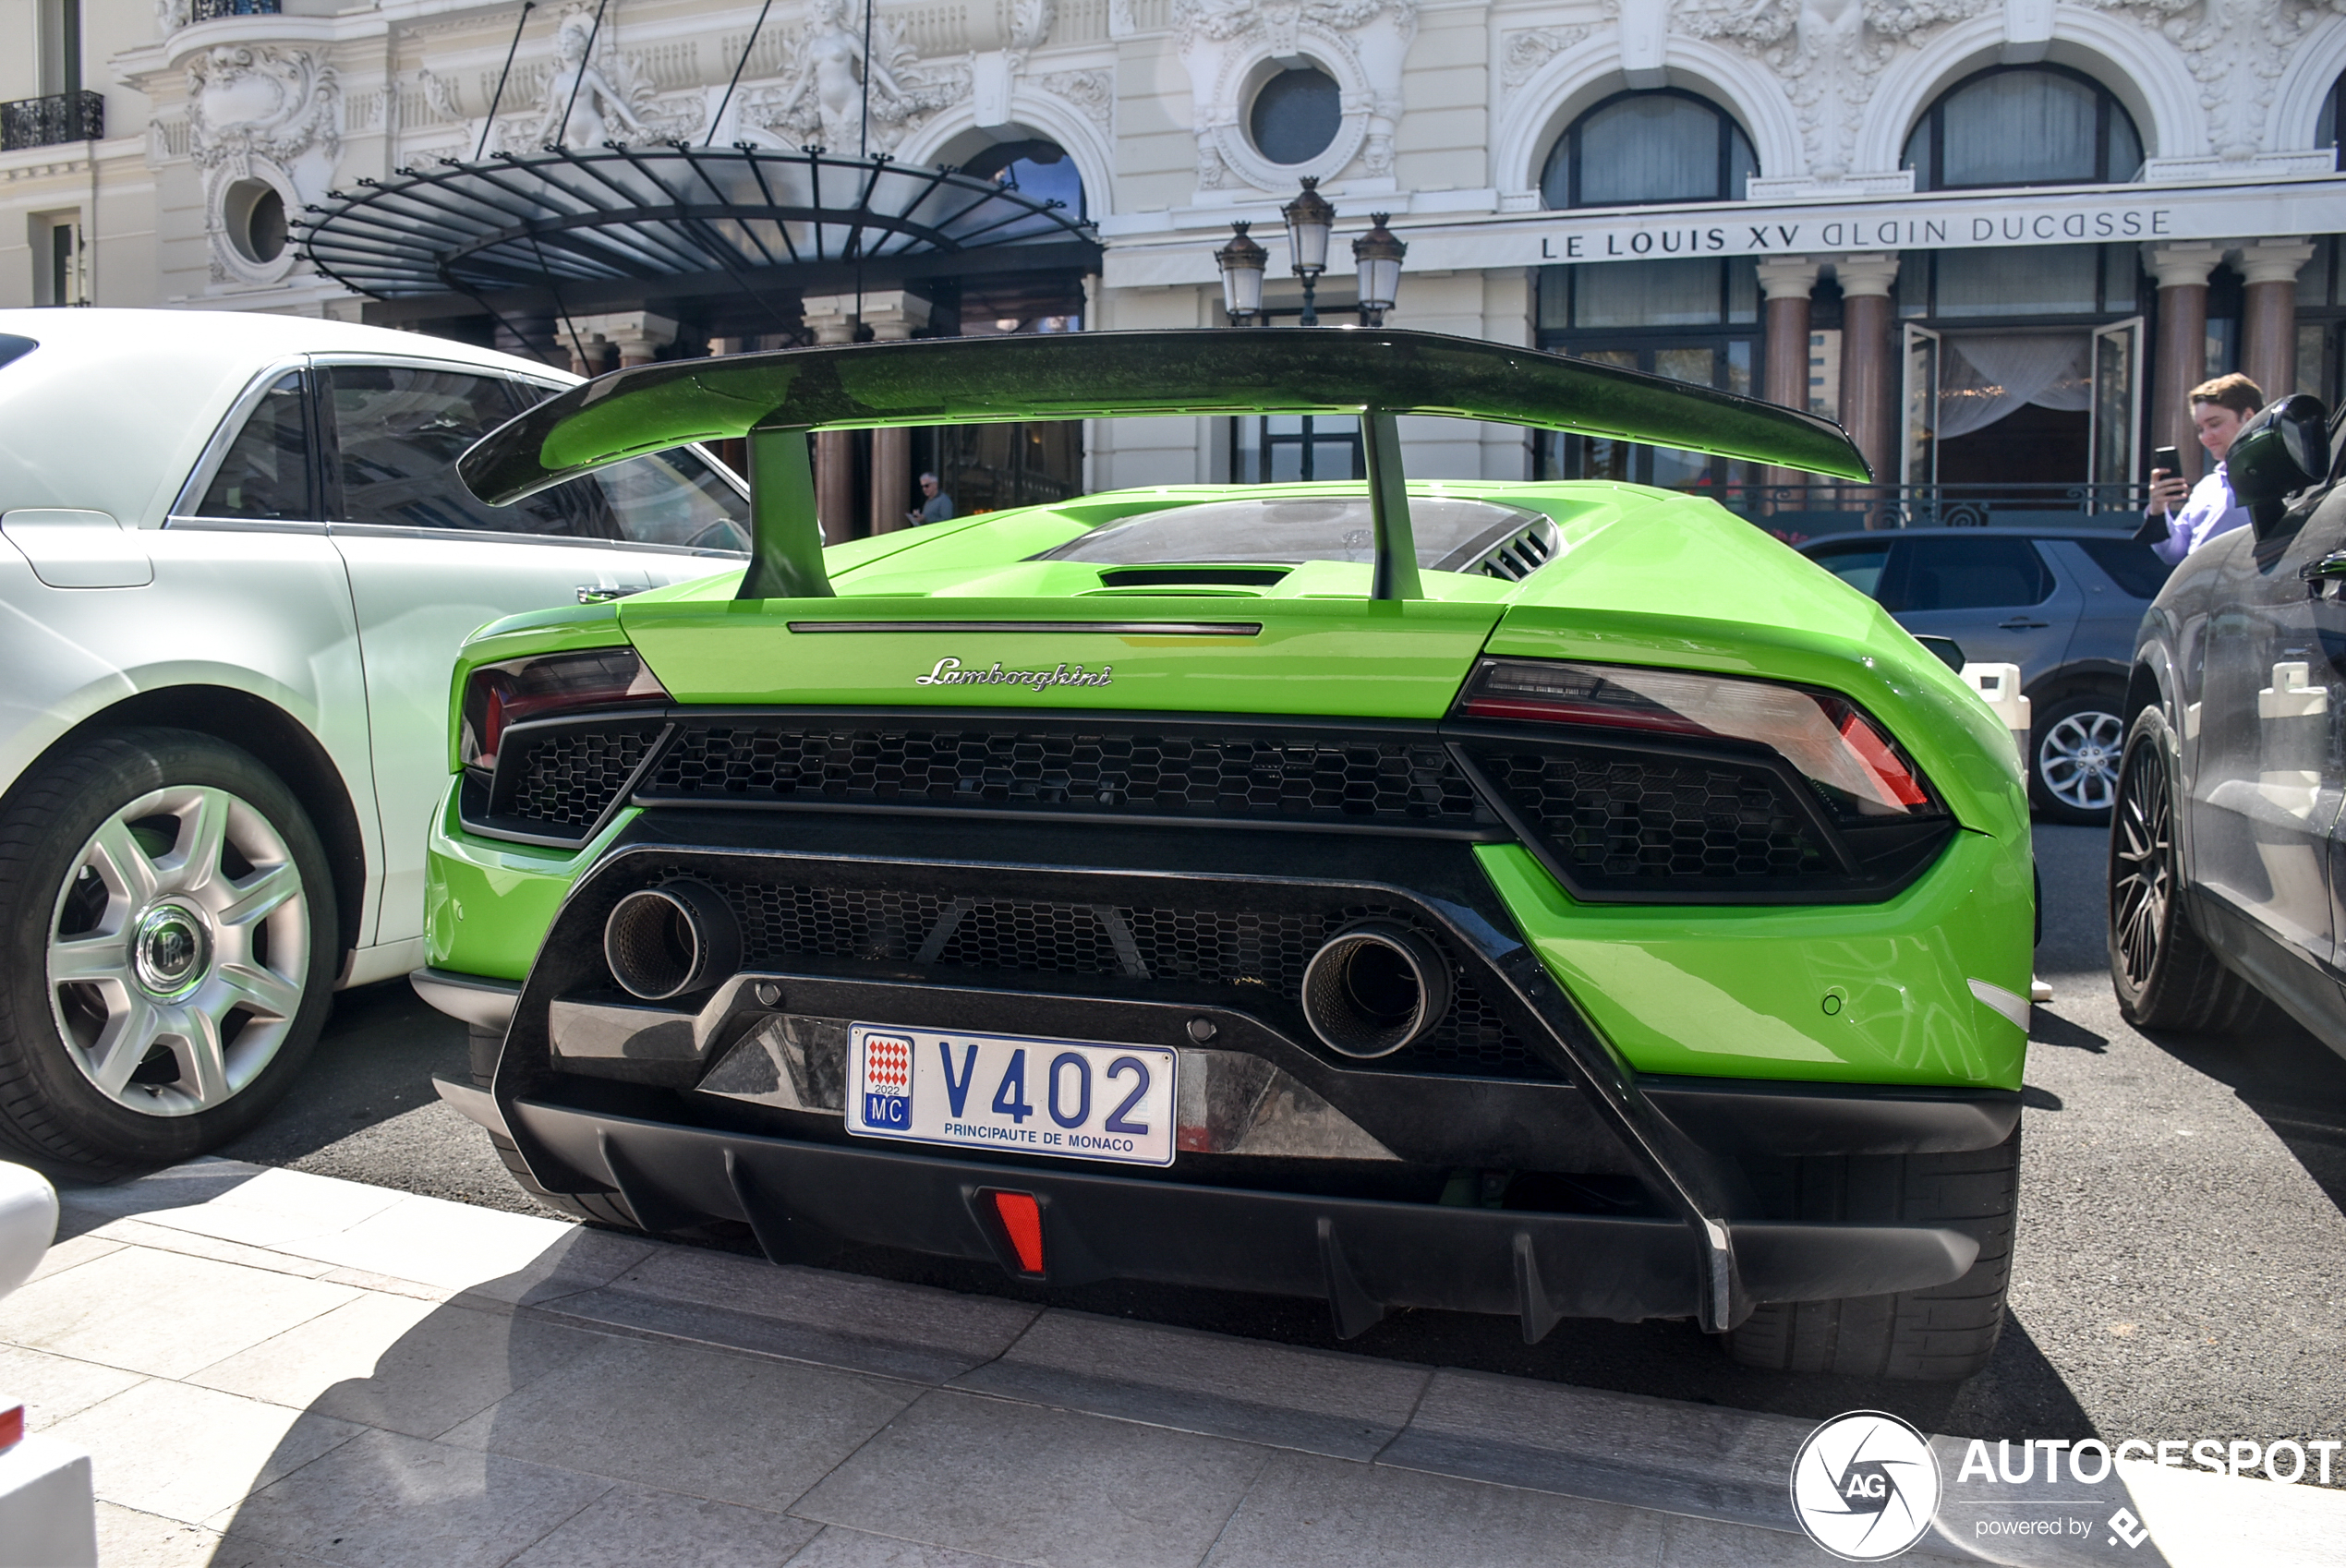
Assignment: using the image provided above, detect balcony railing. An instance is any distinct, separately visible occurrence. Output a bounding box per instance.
[1707,481,2151,541]
[0,90,103,151]
[189,0,283,18]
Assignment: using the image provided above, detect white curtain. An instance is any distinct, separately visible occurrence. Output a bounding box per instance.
[1936,333,2092,441]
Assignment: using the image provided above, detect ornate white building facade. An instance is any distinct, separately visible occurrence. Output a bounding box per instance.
[5,0,2346,518]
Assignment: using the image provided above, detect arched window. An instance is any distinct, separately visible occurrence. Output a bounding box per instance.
[1542,90,1755,210]
[2319,71,2343,169]
[1904,66,2141,191]
[961,138,1084,220]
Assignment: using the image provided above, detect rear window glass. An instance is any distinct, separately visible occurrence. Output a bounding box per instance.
[1806,542,1892,600]
[1899,537,2054,611]
[0,334,35,372]
[1037,494,1549,572]
[2077,537,2172,599]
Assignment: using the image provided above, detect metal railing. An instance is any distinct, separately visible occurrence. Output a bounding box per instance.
[188,0,283,18]
[0,90,103,151]
[1706,481,2151,540]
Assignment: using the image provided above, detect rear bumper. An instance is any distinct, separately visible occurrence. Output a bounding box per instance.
[466,1088,1978,1339]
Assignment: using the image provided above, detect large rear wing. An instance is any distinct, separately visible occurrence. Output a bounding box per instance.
[458,328,1868,602]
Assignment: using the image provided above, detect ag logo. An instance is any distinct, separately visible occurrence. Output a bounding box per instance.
[1790,1410,1942,1562]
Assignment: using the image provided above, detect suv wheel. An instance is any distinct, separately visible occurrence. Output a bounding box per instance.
[0,730,336,1176]
[1726,1130,2020,1381]
[2031,691,2125,825]
[2108,706,2274,1033]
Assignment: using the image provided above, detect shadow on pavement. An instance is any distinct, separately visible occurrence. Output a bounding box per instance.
[218,979,468,1166]
[2137,1013,2346,1219]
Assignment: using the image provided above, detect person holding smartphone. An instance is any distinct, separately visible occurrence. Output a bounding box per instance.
[2140,373,2264,563]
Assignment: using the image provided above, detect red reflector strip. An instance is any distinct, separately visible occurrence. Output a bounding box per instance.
[1836,711,1930,807]
[1461,695,1709,736]
[991,1191,1046,1274]
[0,1402,22,1453]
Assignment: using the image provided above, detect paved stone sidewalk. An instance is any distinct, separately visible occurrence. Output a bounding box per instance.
[2,1160,2339,1568]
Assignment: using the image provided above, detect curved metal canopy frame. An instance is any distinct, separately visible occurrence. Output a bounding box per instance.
[458,328,1872,604]
[292,145,1097,301]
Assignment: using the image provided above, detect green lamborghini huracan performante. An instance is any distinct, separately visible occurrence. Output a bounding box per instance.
[417,330,2031,1381]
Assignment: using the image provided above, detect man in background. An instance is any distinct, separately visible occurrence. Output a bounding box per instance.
[910,471,955,525]
[2143,374,2264,563]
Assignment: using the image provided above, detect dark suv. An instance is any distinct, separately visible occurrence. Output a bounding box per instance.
[1800,527,2172,824]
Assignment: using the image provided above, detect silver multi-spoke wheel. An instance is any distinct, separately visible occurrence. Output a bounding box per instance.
[46,784,310,1117]
[2038,708,2123,814]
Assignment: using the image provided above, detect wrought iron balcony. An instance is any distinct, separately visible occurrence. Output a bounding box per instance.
[0,90,103,151]
[1708,481,2152,540]
[188,0,283,18]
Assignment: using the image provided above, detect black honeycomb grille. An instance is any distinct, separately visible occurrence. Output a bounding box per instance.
[1465,746,1830,888]
[642,723,1489,828]
[495,725,659,834]
[689,875,1553,1080]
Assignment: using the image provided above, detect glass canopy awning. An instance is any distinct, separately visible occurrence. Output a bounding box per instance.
[293,145,1099,305]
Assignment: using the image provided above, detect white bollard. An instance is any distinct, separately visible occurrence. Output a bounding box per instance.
[0,1162,93,1568]
[1960,662,2032,772]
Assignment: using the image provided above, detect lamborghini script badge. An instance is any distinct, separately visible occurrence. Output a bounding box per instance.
[915,657,1114,691]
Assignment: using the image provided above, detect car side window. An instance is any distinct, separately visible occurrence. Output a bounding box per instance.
[1807,542,1893,603]
[326,365,526,532]
[195,372,314,520]
[1899,537,2053,611]
[2076,537,2173,599]
[502,380,750,551]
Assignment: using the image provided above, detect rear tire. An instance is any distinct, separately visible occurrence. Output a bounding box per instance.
[0,730,336,1177]
[1726,1130,2019,1381]
[2107,706,2277,1033]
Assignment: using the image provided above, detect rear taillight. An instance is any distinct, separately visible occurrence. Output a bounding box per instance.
[460,647,667,772]
[1460,659,1935,819]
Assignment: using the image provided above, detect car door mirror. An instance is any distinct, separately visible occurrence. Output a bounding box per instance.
[1912,634,1965,673]
[2228,393,2330,538]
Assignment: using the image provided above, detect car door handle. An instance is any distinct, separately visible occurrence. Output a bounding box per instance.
[576,585,648,603]
[1996,618,2050,631]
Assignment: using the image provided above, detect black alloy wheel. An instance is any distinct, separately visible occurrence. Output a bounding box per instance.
[2106,706,2272,1033]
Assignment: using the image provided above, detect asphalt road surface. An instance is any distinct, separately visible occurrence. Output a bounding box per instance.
[197,824,2346,1460]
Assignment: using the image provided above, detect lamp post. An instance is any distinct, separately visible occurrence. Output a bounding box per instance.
[1215,221,1268,325]
[1281,176,1335,326]
[1352,212,1405,327]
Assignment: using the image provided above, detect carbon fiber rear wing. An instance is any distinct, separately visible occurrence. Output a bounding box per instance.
[457,328,1869,602]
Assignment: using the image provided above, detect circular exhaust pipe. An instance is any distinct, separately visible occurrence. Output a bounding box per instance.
[603,881,741,1001]
[1299,920,1453,1058]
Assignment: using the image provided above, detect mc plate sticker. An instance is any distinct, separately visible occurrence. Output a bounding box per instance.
[845,1024,1178,1167]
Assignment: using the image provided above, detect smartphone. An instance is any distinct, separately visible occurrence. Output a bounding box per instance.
[2151,444,2181,475]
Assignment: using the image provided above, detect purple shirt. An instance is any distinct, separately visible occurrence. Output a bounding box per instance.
[2151,463,2247,565]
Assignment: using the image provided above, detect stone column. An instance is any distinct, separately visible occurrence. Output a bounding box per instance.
[800,295,863,541]
[571,311,679,369]
[2146,243,2226,480]
[1832,254,1901,517]
[857,292,933,535]
[1757,257,1821,500]
[2239,237,2316,407]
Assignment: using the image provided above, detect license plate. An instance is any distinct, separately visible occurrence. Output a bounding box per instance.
[844,1024,1178,1167]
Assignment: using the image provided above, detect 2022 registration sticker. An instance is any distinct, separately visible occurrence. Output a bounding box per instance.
[846,1025,1179,1167]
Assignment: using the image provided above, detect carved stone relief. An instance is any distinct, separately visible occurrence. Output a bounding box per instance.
[736,0,968,154]
[1039,67,1116,127]
[508,3,706,150]
[1174,0,1418,193]
[1500,26,1594,94]
[186,43,341,283]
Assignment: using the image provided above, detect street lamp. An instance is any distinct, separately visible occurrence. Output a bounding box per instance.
[1281,176,1336,326]
[1353,212,1405,327]
[1215,221,1268,325]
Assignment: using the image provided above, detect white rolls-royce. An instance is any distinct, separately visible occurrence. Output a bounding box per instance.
[0,308,748,1175]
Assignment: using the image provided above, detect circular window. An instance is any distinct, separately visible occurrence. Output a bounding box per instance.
[224,179,288,265]
[1250,67,1341,166]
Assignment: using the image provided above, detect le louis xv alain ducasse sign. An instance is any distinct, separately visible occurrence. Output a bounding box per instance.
[1394,176,2346,272]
